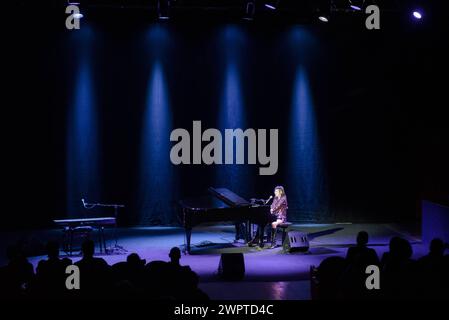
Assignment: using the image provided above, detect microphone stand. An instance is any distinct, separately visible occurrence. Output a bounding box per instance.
[83,199,126,254]
[264,196,273,205]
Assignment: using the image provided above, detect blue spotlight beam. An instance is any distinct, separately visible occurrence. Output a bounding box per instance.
[215,26,254,194]
[288,67,326,220]
[66,55,100,216]
[138,61,174,225]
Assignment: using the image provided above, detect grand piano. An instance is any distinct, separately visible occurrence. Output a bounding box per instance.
[179,187,273,253]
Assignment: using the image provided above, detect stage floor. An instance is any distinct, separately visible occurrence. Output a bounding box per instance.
[0,223,424,299]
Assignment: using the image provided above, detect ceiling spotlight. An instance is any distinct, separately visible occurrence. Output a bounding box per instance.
[243,1,256,21]
[158,0,170,20]
[316,0,330,23]
[412,11,422,19]
[67,1,83,18]
[349,0,363,11]
[265,1,278,10]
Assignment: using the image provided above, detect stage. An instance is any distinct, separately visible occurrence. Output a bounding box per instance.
[0,223,424,299]
[2,0,447,304]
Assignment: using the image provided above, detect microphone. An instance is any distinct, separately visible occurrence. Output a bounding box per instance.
[82,198,86,208]
[265,195,273,205]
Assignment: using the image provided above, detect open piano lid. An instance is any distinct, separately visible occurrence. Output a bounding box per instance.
[208,187,251,207]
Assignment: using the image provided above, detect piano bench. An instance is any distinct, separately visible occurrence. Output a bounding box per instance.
[278,222,293,244]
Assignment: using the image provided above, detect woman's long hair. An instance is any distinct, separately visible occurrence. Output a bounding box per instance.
[274,186,286,198]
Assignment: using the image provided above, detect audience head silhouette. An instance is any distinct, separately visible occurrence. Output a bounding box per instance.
[81,239,95,258]
[127,253,145,266]
[429,238,444,257]
[389,236,401,252]
[169,247,181,265]
[399,237,413,260]
[2,233,447,301]
[356,231,369,246]
[46,240,60,259]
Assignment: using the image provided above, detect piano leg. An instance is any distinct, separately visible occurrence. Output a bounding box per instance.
[185,228,192,254]
[69,228,74,256]
[99,227,106,254]
[103,227,107,254]
[62,227,68,254]
[246,221,252,242]
[259,223,267,242]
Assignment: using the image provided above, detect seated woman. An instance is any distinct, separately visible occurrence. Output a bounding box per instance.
[248,186,288,248]
[269,186,288,248]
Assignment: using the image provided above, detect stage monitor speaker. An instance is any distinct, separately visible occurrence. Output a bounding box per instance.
[218,253,245,280]
[283,231,309,252]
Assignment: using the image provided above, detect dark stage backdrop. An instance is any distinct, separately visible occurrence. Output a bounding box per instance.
[3,7,448,228]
